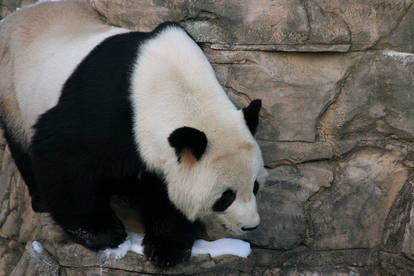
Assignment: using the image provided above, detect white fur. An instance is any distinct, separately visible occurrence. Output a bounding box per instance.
[0,0,128,145]
[131,26,268,233]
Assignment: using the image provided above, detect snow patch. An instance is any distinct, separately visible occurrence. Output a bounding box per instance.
[32,241,44,254]
[191,238,251,258]
[103,232,252,260]
[383,50,414,66]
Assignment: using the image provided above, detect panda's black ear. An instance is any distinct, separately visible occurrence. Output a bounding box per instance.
[242,99,261,135]
[168,127,208,162]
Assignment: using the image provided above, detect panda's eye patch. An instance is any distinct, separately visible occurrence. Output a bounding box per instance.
[212,189,236,212]
[253,181,259,195]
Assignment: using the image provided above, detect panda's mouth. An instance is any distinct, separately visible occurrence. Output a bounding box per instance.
[220,222,245,236]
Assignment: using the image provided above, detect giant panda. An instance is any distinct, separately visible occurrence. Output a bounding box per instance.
[0,0,268,267]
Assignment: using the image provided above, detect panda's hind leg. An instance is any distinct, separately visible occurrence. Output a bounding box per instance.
[51,205,127,251]
[0,122,46,212]
[32,154,127,250]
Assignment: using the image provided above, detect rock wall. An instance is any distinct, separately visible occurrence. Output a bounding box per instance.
[1,0,414,275]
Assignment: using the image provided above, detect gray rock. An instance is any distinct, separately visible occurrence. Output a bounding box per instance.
[0,239,24,276]
[259,141,333,167]
[245,163,333,249]
[205,49,356,142]
[383,176,414,254]
[89,0,414,52]
[307,148,410,249]
[0,0,36,19]
[312,0,414,51]
[376,4,414,53]
[9,241,59,276]
[380,251,414,275]
[318,51,414,155]
[401,177,414,260]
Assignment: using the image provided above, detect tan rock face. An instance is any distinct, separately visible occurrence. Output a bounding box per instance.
[89,0,414,52]
[1,0,414,275]
[308,149,409,249]
[0,0,36,19]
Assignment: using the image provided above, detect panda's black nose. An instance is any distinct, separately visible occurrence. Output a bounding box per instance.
[241,225,259,231]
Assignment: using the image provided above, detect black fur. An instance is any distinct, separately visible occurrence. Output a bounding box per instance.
[0,124,46,212]
[29,23,199,266]
[253,180,259,195]
[130,171,202,267]
[168,127,207,161]
[212,189,236,212]
[242,99,262,135]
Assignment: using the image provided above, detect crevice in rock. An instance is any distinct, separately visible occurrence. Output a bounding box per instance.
[379,249,414,264]
[302,0,312,42]
[382,174,414,252]
[370,1,414,51]
[302,163,338,246]
[315,52,378,157]
[315,66,353,156]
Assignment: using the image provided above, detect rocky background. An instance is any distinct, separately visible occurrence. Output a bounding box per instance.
[1,0,414,275]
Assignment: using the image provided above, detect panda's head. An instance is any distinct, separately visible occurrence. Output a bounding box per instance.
[166,100,268,235]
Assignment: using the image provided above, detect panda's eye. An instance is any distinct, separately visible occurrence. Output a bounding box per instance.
[253,181,259,195]
[212,189,236,212]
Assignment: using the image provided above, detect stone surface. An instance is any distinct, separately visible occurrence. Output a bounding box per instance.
[9,241,60,276]
[0,0,36,19]
[376,4,414,53]
[205,49,356,142]
[313,0,414,51]
[0,239,24,276]
[317,51,414,156]
[307,148,409,249]
[89,0,414,52]
[401,177,414,260]
[1,0,414,275]
[383,175,414,254]
[259,141,333,168]
[245,163,333,249]
[379,251,414,275]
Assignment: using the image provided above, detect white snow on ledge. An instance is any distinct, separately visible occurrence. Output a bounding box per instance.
[32,241,44,254]
[103,232,251,260]
[383,50,414,65]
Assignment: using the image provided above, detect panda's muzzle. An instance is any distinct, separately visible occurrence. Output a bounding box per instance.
[241,224,259,232]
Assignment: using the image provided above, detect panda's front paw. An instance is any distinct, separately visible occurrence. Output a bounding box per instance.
[143,235,192,268]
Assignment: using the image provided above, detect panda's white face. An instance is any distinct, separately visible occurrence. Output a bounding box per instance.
[165,132,268,236]
[201,143,268,235]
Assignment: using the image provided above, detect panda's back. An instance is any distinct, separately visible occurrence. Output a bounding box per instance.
[0,0,250,171]
[130,26,248,170]
[0,1,128,139]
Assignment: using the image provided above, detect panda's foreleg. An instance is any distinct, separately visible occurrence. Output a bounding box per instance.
[129,171,201,268]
